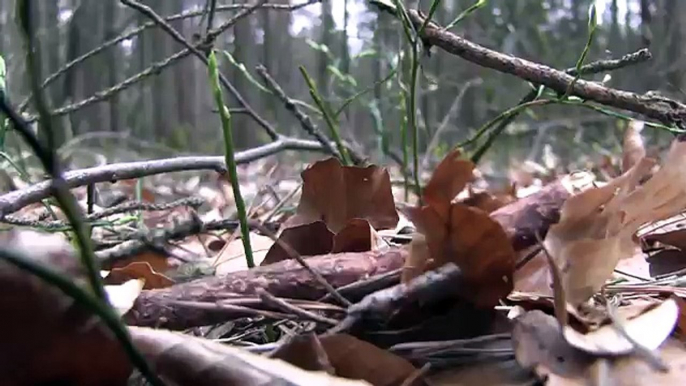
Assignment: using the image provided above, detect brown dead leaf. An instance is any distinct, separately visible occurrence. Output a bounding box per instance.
[286,157,399,233]
[460,190,516,213]
[107,261,174,289]
[127,327,370,386]
[428,359,534,386]
[422,148,475,219]
[332,219,387,253]
[0,231,133,386]
[406,203,515,307]
[563,298,678,355]
[262,221,334,265]
[622,121,646,173]
[542,156,658,305]
[319,333,425,386]
[270,333,335,373]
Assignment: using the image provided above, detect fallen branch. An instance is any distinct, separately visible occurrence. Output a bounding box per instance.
[0,136,330,217]
[124,249,408,329]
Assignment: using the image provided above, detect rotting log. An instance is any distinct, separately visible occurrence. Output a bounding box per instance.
[126,175,586,329]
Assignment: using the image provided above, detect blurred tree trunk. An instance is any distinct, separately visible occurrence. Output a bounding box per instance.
[172,0,197,132]
[319,0,334,97]
[135,10,154,138]
[231,0,257,147]
[261,7,278,124]
[662,0,681,93]
[103,0,120,132]
[150,0,176,140]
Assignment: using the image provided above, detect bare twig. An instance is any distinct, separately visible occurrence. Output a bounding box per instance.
[407,10,686,127]
[0,137,331,217]
[256,288,339,325]
[121,0,278,140]
[1,197,204,230]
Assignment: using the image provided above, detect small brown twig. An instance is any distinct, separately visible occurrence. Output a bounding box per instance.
[256,288,339,326]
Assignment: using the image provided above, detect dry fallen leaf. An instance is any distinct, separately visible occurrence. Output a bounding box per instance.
[262,221,334,265]
[319,333,425,386]
[563,298,678,355]
[107,261,174,289]
[128,326,371,386]
[401,233,432,284]
[422,148,475,221]
[406,203,515,307]
[332,219,388,253]
[286,157,399,233]
[402,150,515,307]
[542,155,660,305]
[270,333,335,373]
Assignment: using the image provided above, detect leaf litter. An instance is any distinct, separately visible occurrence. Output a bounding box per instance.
[7,133,686,385]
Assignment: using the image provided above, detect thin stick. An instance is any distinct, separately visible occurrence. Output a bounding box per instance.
[257,288,338,325]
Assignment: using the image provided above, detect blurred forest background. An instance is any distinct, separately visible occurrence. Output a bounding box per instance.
[0,0,683,177]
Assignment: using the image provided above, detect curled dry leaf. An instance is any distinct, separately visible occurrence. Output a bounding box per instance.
[319,334,425,386]
[332,219,388,253]
[128,326,371,386]
[286,157,399,233]
[563,298,678,356]
[270,333,335,373]
[460,189,516,213]
[107,261,174,289]
[263,220,388,266]
[273,332,424,386]
[262,221,334,265]
[0,230,132,386]
[422,148,475,220]
[406,203,515,307]
[404,150,515,307]
[543,155,659,305]
[638,214,686,250]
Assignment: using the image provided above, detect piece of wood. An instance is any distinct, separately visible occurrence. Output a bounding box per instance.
[125,249,407,329]
[126,176,584,329]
